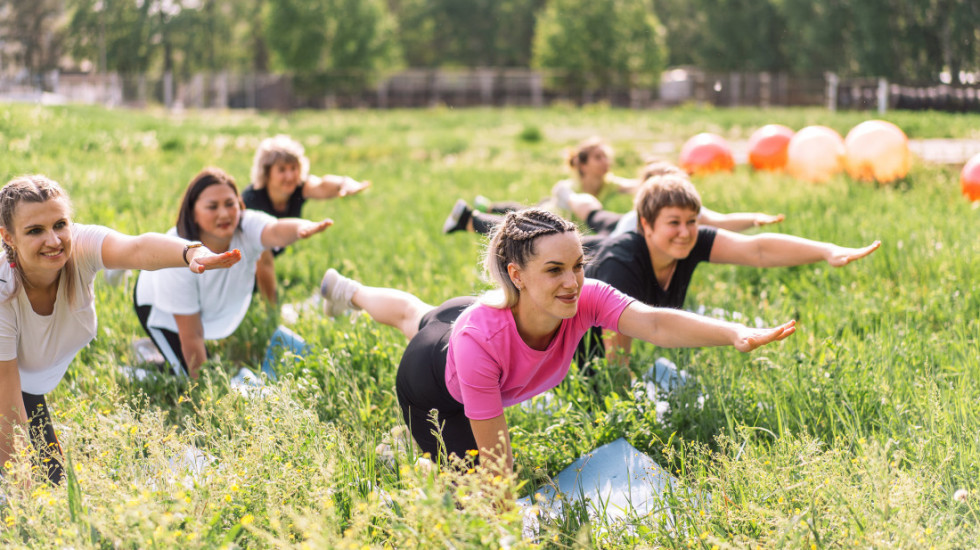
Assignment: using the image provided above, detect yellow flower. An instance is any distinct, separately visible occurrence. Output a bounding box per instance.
[241,514,254,525]
[466,449,479,457]
[224,494,233,502]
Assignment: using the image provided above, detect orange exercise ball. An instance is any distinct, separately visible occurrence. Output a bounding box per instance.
[844,120,911,183]
[962,153,980,201]
[679,133,735,175]
[786,126,845,183]
[748,124,795,171]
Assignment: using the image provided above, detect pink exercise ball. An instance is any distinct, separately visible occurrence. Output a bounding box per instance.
[748,124,795,171]
[786,126,845,183]
[844,120,911,183]
[679,133,735,175]
[962,153,980,201]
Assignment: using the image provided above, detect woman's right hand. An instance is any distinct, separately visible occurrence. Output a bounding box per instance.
[187,248,242,274]
[733,320,796,352]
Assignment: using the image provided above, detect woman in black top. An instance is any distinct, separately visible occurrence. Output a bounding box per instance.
[242,134,369,304]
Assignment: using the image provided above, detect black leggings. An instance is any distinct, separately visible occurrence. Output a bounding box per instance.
[585,209,623,236]
[132,275,191,376]
[21,392,63,484]
[395,297,478,463]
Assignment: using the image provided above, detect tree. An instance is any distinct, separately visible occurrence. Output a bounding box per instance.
[264,0,398,75]
[390,0,544,67]
[690,0,787,72]
[532,0,667,91]
[0,0,64,75]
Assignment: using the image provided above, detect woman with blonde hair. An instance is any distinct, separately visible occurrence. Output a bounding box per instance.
[319,208,795,471]
[242,134,370,303]
[0,175,241,484]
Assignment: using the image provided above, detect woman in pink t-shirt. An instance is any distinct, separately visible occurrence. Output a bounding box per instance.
[320,208,795,471]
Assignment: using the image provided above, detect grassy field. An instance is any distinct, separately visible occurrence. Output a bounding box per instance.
[1,102,979,548]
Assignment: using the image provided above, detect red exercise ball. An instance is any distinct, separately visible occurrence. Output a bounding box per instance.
[748,124,795,171]
[962,153,980,201]
[844,120,910,183]
[679,133,735,175]
[786,126,845,183]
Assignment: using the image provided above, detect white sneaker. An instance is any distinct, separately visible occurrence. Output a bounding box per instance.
[442,199,470,234]
[551,180,573,211]
[319,268,362,317]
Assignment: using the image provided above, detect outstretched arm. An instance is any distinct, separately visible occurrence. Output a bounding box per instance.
[101,231,242,274]
[608,174,641,195]
[0,359,28,476]
[260,218,333,250]
[699,207,785,232]
[303,175,371,200]
[616,301,796,352]
[708,229,881,268]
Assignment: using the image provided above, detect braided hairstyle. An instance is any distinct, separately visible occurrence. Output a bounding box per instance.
[0,175,78,300]
[482,208,578,309]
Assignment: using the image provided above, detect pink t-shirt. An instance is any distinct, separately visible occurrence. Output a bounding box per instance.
[445,279,634,420]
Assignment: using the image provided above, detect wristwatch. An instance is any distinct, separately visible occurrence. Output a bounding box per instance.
[183,242,204,265]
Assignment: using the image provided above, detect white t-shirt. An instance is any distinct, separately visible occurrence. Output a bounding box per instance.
[0,224,111,395]
[134,209,275,339]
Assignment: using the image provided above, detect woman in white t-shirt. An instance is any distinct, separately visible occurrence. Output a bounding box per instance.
[0,175,242,484]
[134,167,332,379]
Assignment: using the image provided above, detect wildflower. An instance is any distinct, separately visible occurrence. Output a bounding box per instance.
[241,514,254,525]
[466,449,479,457]
[954,489,969,503]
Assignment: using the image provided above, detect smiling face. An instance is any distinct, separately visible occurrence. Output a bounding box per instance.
[193,183,241,244]
[266,159,302,201]
[509,231,585,324]
[1,198,73,275]
[641,206,699,262]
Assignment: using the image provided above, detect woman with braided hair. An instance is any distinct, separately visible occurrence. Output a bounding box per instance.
[318,208,796,472]
[0,175,241,484]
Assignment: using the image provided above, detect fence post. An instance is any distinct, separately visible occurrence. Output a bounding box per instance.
[163,71,174,109]
[215,71,228,109]
[825,72,838,111]
[730,72,741,107]
[877,77,888,114]
[377,77,388,109]
[531,71,543,107]
[760,72,771,108]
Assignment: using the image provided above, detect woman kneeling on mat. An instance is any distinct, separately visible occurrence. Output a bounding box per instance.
[134,167,333,379]
[0,175,240,484]
[319,208,795,472]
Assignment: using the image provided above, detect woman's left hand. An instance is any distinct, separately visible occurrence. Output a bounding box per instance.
[338,178,371,197]
[733,320,796,352]
[298,218,334,239]
[188,248,242,274]
[826,240,881,267]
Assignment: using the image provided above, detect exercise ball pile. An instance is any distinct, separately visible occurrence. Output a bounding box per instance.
[748,124,794,171]
[786,126,846,183]
[962,153,980,201]
[844,120,910,183]
[679,133,735,175]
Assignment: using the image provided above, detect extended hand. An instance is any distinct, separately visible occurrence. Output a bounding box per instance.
[827,240,881,267]
[733,320,796,352]
[339,178,370,197]
[298,218,333,239]
[189,249,242,274]
[754,213,785,227]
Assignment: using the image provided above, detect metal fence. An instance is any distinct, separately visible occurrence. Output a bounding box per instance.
[2,68,978,112]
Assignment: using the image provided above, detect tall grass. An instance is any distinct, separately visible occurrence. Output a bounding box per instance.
[1,103,978,547]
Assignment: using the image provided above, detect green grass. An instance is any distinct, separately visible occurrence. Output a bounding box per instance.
[2,103,980,548]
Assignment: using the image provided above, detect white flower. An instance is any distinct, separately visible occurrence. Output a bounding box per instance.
[953,489,969,503]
